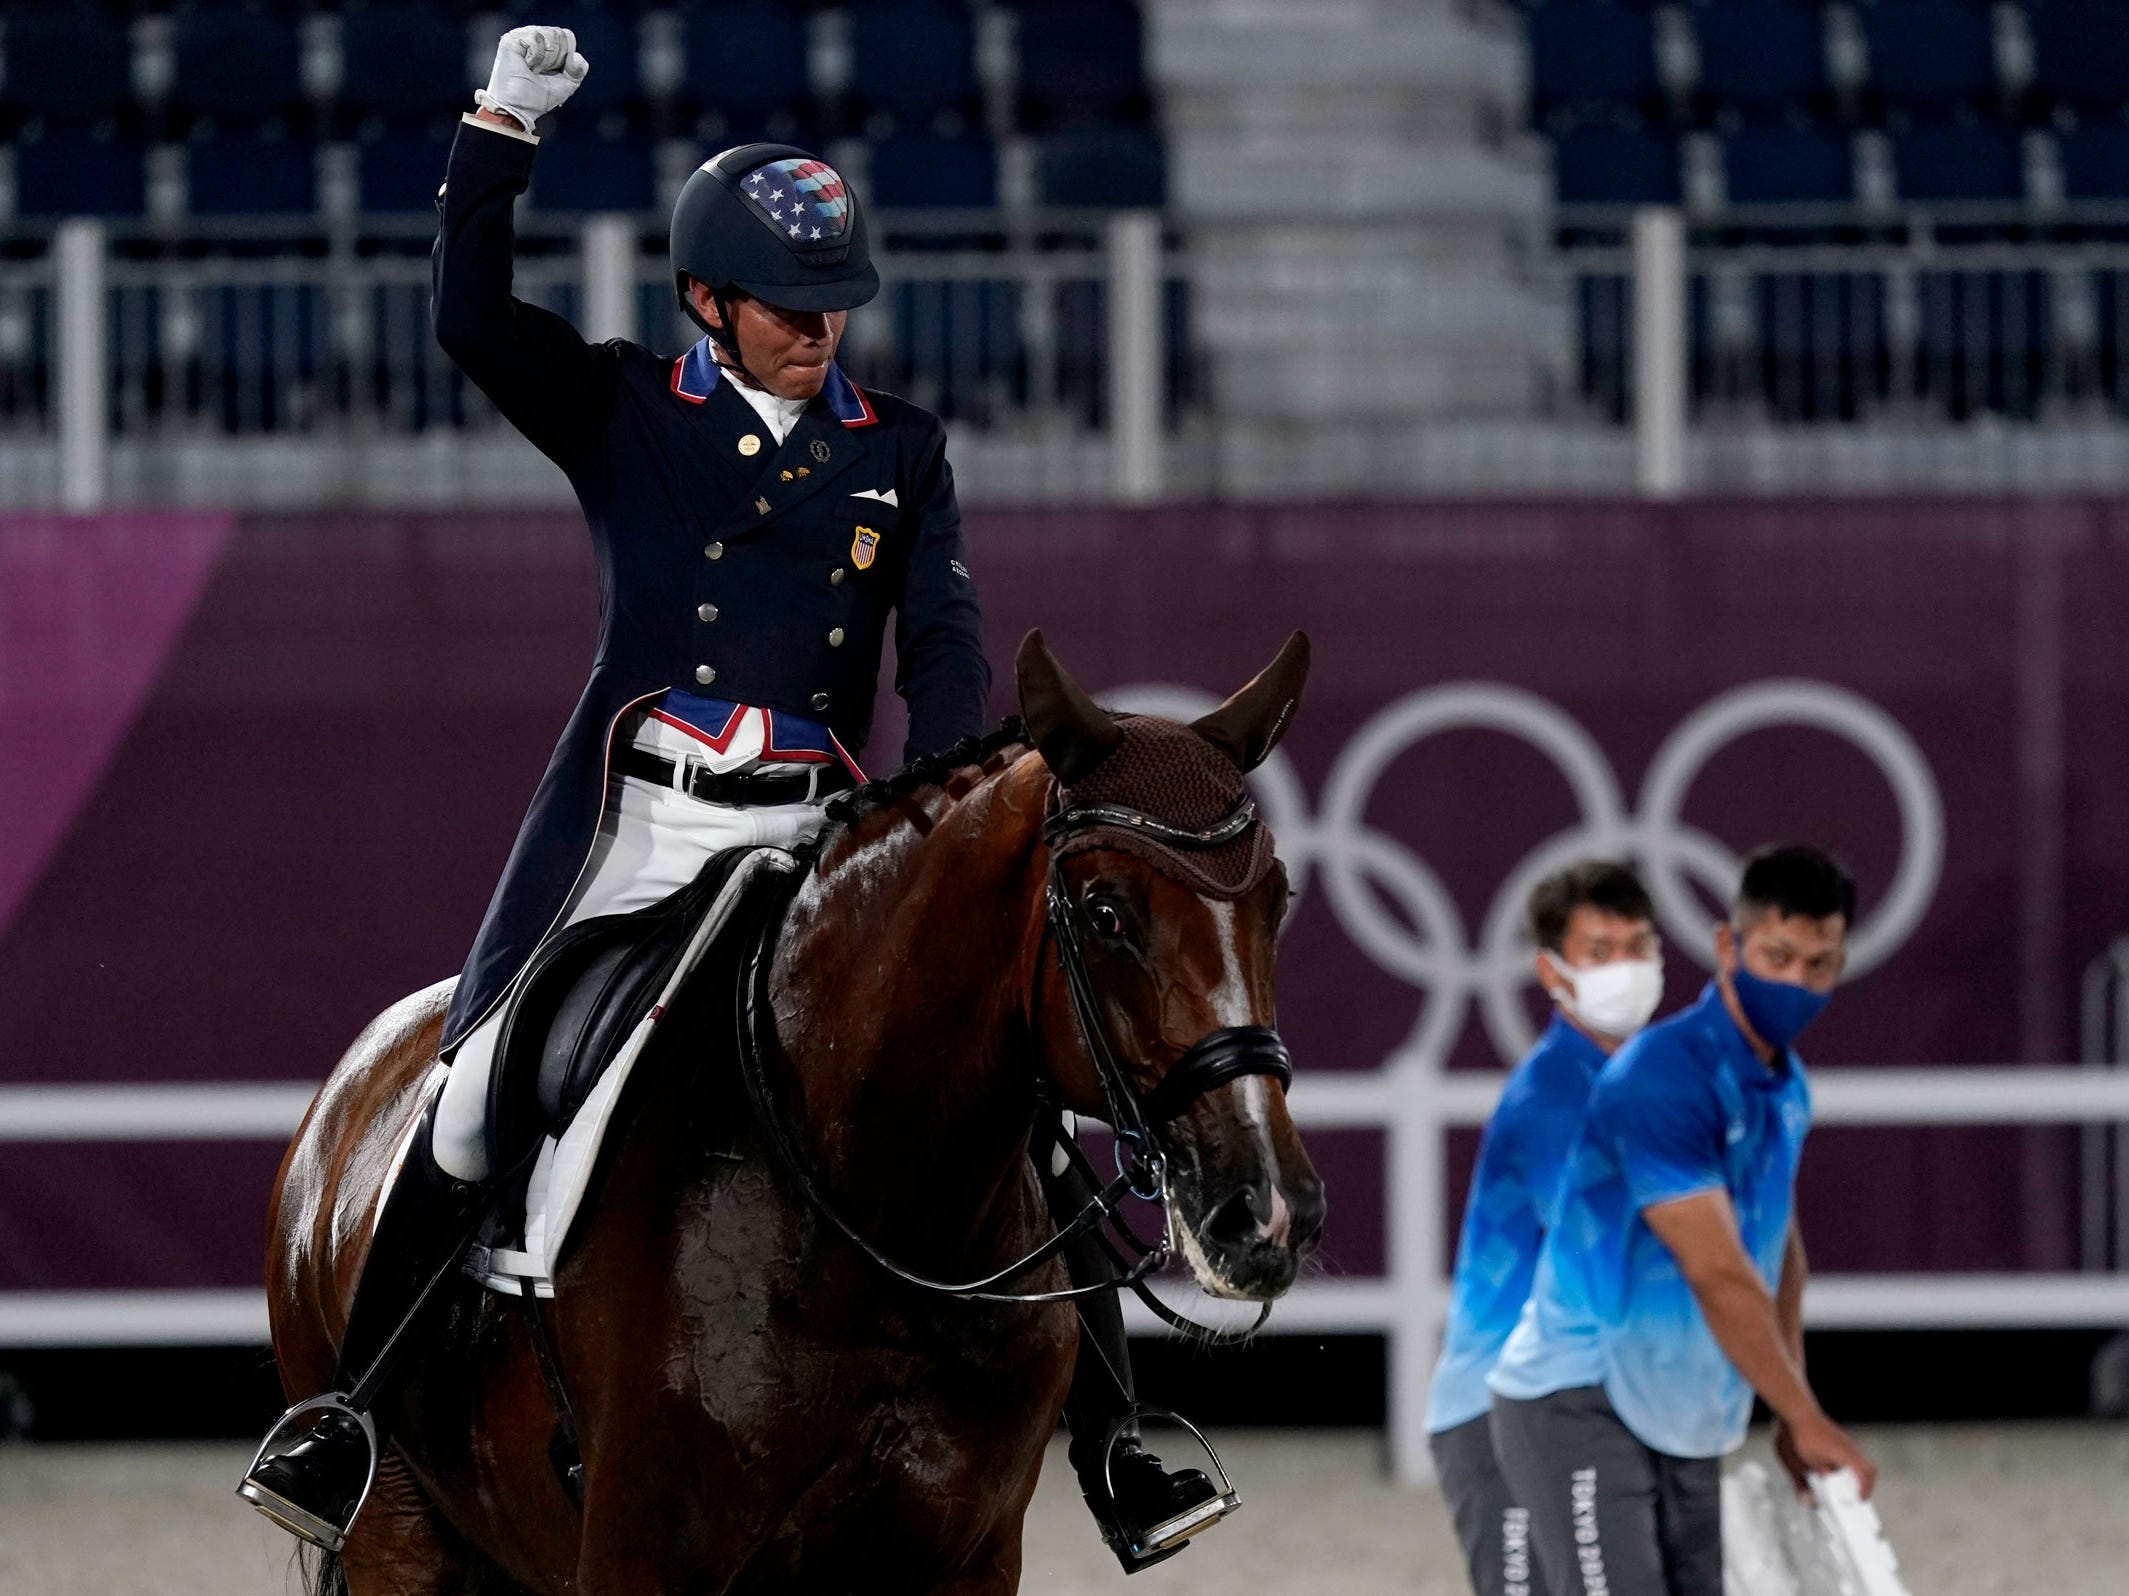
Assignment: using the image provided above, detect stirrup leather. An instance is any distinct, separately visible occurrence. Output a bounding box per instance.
[1100,1407,1243,1562]
[237,1393,379,1553]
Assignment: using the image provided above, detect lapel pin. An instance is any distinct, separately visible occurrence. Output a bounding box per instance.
[738,434,763,457]
[756,496,771,515]
[811,439,831,463]
[796,466,811,478]
[780,469,794,481]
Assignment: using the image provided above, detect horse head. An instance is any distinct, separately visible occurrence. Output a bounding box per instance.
[1016,630,1326,1301]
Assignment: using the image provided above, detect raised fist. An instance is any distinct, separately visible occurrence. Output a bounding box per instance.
[476,26,589,131]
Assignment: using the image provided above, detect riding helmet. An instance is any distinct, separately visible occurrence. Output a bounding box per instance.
[670,144,880,327]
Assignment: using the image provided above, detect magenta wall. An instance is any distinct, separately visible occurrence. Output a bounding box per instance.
[4,500,2124,1305]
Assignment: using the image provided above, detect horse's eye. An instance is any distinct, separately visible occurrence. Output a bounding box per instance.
[1087,900,1127,940]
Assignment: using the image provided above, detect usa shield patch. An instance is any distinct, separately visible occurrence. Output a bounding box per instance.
[851,525,880,570]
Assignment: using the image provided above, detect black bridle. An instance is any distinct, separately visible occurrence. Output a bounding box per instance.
[731,786,1296,1339]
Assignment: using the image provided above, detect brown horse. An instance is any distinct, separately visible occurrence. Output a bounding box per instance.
[264,632,1325,1596]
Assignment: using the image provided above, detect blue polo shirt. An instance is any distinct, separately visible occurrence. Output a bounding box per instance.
[1425,1017,1608,1435]
[1487,983,1812,1459]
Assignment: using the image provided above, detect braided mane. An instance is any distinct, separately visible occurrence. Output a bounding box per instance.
[794,717,1033,864]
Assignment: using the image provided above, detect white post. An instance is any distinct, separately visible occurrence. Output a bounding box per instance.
[1106,210,1164,504]
[580,215,638,346]
[1631,206,1688,500]
[1390,1060,1446,1485]
[54,219,109,512]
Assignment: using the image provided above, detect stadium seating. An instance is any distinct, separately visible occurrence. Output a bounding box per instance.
[1857,0,2000,112]
[355,126,455,215]
[1525,0,1662,124]
[847,0,979,129]
[868,130,998,209]
[338,3,473,126]
[1013,0,1149,130]
[1892,120,2026,203]
[2024,0,2129,115]
[187,131,318,215]
[13,133,147,219]
[528,129,658,213]
[1036,126,1164,207]
[1724,123,1853,205]
[2057,120,2129,202]
[0,4,135,128]
[1692,0,1829,116]
[1552,123,1681,207]
[675,1,812,129]
[168,3,306,127]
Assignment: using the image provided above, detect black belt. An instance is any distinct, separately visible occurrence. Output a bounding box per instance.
[615,745,854,807]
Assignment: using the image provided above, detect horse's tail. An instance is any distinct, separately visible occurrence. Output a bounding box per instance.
[296,1545,347,1596]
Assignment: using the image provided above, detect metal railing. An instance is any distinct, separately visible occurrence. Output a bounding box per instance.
[1561,204,2129,497]
[2,1064,2127,1483]
[2,210,1191,509]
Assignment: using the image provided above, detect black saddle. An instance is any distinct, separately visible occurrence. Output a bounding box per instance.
[483,847,767,1181]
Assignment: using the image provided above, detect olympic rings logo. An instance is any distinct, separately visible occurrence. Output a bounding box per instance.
[1109,679,1945,1066]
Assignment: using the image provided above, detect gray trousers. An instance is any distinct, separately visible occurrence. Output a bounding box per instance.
[1490,1386,1722,1596]
[1431,1414,1549,1596]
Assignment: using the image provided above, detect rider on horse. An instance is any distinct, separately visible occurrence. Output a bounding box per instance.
[240,24,1225,1572]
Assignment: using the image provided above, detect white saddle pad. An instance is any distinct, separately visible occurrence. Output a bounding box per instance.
[471,846,799,1299]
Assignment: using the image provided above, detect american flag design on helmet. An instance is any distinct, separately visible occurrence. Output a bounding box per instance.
[739,158,852,243]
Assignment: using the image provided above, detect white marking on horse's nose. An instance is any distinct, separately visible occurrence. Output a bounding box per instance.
[1261,1183,1292,1247]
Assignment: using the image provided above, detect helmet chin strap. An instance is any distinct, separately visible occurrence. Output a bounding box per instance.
[682,276,769,391]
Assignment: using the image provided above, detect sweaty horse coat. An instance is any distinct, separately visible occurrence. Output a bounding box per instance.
[431,117,990,1053]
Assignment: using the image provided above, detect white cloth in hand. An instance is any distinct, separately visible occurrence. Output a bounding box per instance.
[476,25,589,132]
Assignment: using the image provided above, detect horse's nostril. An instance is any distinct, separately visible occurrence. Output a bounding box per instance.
[1201,1186,1264,1251]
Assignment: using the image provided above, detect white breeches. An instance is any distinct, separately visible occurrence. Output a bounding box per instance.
[432,749,830,1182]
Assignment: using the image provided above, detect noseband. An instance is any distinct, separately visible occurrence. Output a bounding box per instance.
[733,779,1293,1340]
[1040,795,1294,1201]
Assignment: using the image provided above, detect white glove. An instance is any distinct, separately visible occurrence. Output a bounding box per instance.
[475,26,589,132]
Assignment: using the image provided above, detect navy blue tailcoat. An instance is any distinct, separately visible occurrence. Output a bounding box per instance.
[431,119,989,1051]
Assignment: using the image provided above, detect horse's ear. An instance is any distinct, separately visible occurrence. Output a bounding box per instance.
[1192,631,1310,772]
[1016,629,1124,784]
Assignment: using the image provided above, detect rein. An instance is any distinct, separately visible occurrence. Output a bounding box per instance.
[733,781,1296,1341]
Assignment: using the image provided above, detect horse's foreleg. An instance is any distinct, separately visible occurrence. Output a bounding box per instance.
[338,1447,490,1596]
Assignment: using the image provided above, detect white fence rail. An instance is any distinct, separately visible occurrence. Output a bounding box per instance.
[3,1066,2126,1482]
[3,211,1180,509]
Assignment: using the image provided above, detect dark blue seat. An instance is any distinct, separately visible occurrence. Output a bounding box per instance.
[848,0,978,122]
[1858,0,1999,110]
[677,1,812,121]
[169,3,304,125]
[356,126,455,214]
[868,131,997,208]
[1724,124,1853,204]
[2027,0,2129,111]
[1752,272,1889,421]
[1693,0,1828,112]
[2058,120,2129,200]
[1892,120,2024,202]
[529,130,656,212]
[13,133,147,218]
[1,4,134,126]
[1015,0,1147,128]
[1914,268,2050,418]
[499,5,640,117]
[1552,124,1681,205]
[187,132,317,214]
[340,3,473,124]
[1526,1,1661,119]
[1036,127,1164,207]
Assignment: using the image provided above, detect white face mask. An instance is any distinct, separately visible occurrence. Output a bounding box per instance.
[1544,954,1664,1040]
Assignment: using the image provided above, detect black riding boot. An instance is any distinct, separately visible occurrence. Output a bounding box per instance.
[1041,1130,1238,1574]
[238,1103,489,1551]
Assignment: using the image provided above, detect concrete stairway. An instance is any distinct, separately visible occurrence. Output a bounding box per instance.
[1151,0,1572,496]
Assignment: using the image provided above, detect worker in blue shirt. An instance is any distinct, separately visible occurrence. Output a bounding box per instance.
[1426,861,1665,1596]
[1488,845,1877,1596]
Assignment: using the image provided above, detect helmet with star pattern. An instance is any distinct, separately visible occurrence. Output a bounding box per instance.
[669,143,879,324]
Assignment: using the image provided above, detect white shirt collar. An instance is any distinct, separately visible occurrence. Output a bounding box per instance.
[715,359,809,444]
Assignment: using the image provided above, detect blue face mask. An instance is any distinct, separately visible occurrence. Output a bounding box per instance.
[1729,964,1830,1052]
